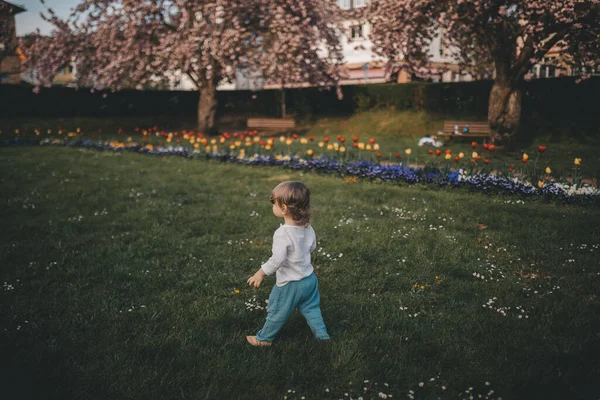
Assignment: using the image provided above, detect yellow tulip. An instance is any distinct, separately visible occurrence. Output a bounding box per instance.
[318,142,324,148]
[212,145,218,152]
[306,149,314,156]
[358,142,365,150]
[47,129,52,134]
[286,138,293,146]
[183,134,189,140]
[327,144,333,151]
[445,153,451,160]
[205,146,211,152]
[458,152,465,159]
[373,143,380,151]
[166,138,172,143]
[280,136,286,142]
[253,136,260,143]
[333,143,339,151]
[522,153,529,161]
[405,148,412,155]
[189,138,195,144]
[265,145,272,151]
[239,149,245,156]
[219,138,225,144]
[234,140,241,147]
[537,181,544,188]
[472,151,478,158]
[229,144,236,150]
[574,158,581,165]
[366,144,372,151]
[194,143,200,149]
[245,141,252,147]
[339,146,346,153]
[545,167,551,174]
[300,138,308,145]
[210,139,217,145]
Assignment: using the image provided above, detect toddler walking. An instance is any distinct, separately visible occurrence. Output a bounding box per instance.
[246,181,330,346]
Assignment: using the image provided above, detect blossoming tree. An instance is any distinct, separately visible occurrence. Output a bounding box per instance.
[364,0,600,143]
[23,0,344,133]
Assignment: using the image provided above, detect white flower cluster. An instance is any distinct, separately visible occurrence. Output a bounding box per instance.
[244,295,266,311]
[483,298,529,319]
[316,247,343,262]
[553,182,600,196]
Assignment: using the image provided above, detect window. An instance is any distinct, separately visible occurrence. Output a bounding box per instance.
[350,25,364,40]
[337,0,351,10]
[354,0,367,7]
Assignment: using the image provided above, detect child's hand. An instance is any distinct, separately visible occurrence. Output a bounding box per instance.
[247,269,266,288]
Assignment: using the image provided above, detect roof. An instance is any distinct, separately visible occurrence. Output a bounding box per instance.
[1,1,26,15]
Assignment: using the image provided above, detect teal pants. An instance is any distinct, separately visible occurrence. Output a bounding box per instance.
[256,273,330,342]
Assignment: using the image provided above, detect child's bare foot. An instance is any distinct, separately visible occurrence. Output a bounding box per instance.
[246,336,272,347]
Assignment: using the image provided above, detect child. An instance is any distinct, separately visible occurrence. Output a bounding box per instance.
[246,181,330,347]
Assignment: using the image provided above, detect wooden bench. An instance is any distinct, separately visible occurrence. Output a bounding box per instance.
[436,121,491,142]
[247,118,296,135]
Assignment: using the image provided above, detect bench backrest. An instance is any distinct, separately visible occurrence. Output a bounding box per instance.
[247,118,296,130]
[443,121,490,134]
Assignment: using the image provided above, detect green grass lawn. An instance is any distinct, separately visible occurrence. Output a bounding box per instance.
[1,146,599,399]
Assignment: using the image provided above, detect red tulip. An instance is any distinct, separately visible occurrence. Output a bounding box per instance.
[445,149,452,155]
[233,132,239,138]
[454,156,459,163]
[369,138,376,144]
[428,149,434,154]
[324,137,329,143]
[483,143,489,150]
[259,140,266,146]
[537,145,547,153]
[352,136,359,143]
[292,133,299,139]
[435,149,442,156]
[376,152,382,158]
[309,135,315,141]
[339,137,346,143]
[508,167,514,172]
[521,158,528,163]
[471,141,478,149]
[353,143,358,148]
[488,144,495,152]
[394,152,402,159]
[484,159,490,164]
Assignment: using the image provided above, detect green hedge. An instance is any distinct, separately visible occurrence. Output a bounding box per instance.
[1,77,598,123]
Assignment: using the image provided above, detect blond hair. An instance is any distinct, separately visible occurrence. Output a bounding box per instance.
[270,181,312,226]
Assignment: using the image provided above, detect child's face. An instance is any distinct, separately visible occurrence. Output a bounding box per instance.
[271,199,286,218]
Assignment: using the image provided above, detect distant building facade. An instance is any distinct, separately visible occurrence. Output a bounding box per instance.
[0,0,26,84]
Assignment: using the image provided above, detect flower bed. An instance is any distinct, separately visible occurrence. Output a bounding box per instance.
[2,135,598,204]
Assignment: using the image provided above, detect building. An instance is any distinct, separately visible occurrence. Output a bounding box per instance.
[0,0,26,84]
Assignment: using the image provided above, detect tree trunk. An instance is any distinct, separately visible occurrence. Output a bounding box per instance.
[488,79,522,146]
[197,78,218,134]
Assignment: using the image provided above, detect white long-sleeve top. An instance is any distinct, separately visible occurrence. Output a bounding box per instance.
[260,224,316,287]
